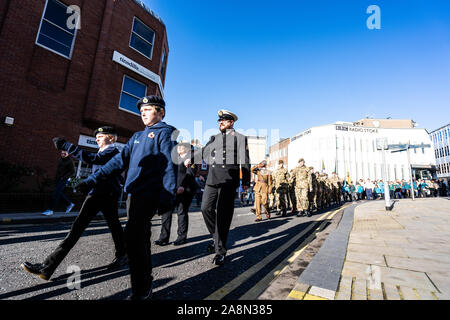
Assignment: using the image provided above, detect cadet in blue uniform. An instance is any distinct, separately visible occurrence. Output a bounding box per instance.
[186,110,250,265]
[155,142,198,246]
[21,126,127,280]
[74,95,177,300]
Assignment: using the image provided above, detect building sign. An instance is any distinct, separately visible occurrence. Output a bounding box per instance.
[112,51,164,97]
[78,135,126,150]
[291,129,311,142]
[335,125,378,134]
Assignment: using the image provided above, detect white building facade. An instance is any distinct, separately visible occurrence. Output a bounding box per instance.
[288,122,436,182]
[429,124,450,181]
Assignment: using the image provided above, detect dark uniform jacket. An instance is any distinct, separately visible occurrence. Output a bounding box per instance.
[63,142,123,197]
[55,156,75,182]
[194,130,250,188]
[85,122,178,206]
[176,155,198,194]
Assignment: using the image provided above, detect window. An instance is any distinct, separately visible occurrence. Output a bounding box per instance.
[119,75,147,115]
[160,49,167,80]
[36,0,78,58]
[130,17,155,59]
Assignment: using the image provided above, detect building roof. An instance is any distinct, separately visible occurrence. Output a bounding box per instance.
[429,124,450,134]
[132,0,165,26]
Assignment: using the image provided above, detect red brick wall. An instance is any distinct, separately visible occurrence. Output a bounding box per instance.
[0,0,169,181]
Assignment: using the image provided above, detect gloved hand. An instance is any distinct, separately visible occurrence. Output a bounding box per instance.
[74,180,92,194]
[52,137,66,150]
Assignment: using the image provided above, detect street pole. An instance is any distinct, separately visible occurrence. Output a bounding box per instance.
[381,146,392,210]
[406,144,415,201]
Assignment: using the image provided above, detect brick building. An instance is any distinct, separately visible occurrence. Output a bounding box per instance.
[0,0,169,184]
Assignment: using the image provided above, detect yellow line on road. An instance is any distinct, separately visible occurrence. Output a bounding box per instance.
[240,205,347,300]
[205,206,347,300]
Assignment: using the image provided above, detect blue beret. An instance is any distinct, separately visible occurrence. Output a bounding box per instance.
[94,126,117,137]
[137,95,166,111]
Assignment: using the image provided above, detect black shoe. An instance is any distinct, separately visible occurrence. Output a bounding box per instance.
[306,210,312,217]
[281,210,287,217]
[296,211,305,217]
[212,254,225,265]
[154,239,169,246]
[106,255,128,270]
[21,261,52,281]
[173,238,187,246]
[126,288,152,300]
[275,211,282,216]
[206,242,215,253]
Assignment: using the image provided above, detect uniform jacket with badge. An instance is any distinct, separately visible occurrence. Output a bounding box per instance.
[295,165,312,190]
[251,166,272,195]
[62,141,123,197]
[84,122,178,205]
[194,130,250,188]
[273,167,289,191]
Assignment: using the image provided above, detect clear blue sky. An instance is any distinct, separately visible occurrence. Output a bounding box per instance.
[144,0,450,145]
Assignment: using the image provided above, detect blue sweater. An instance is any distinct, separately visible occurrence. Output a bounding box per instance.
[85,122,178,202]
[63,142,123,197]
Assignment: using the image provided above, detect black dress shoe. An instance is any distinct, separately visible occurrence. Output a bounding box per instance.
[154,239,169,246]
[21,261,52,281]
[106,255,128,270]
[275,211,282,216]
[173,238,187,246]
[206,242,215,253]
[212,254,225,265]
[306,210,312,217]
[296,211,305,217]
[126,289,152,301]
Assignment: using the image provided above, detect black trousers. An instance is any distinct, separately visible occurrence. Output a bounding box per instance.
[42,194,126,276]
[125,192,158,296]
[201,184,236,255]
[159,192,194,242]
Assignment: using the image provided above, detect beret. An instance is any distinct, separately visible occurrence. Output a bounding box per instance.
[137,95,166,111]
[218,109,238,121]
[94,126,117,137]
[298,158,305,163]
[278,160,284,164]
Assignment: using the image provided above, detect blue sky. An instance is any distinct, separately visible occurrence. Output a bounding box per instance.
[144,0,450,145]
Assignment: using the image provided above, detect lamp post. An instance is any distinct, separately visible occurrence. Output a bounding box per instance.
[376,138,391,210]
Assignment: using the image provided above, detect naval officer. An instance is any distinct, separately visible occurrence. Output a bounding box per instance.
[186,110,250,265]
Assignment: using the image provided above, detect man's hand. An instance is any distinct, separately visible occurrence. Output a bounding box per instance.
[52,137,66,150]
[177,186,185,195]
[184,158,192,168]
[74,180,92,194]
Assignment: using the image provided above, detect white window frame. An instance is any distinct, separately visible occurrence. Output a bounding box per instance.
[35,0,78,60]
[129,16,155,60]
[118,74,147,116]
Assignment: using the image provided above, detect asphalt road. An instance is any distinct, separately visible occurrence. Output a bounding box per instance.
[0,204,343,300]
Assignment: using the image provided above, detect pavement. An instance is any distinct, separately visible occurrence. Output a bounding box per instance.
[284,197,450,300]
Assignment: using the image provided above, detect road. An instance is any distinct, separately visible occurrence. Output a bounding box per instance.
[0,203,346,300]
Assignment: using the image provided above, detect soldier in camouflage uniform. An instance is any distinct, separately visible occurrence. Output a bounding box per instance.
[322,173,332,208]
[272,160,290,216]
[295,158,312,217]
[315,171,323,210]
[308,167,319,212]
[330,172,342,205]
[288,168,297,214]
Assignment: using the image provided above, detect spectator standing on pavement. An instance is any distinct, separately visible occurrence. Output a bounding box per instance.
[365,179,374,200]
[21,127,127,281]
[155,142,198,246]
[72,95,177,300]
[246,181,255,205]
[42,150,75,216]
[194,175,205,206]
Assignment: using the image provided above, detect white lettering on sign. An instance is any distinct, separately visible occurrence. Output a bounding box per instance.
[113,51,164,97]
